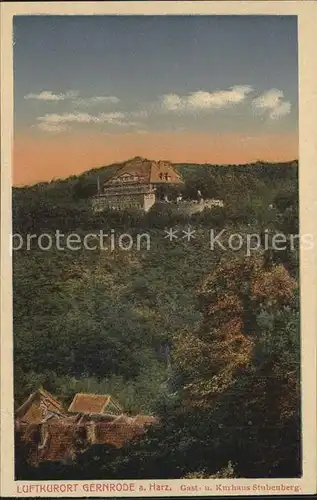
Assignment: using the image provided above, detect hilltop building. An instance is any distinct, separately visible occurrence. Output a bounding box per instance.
[92,156,183,212]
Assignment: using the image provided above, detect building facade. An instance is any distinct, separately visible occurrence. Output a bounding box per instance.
[15,389,156,467]
[92,156,183,213]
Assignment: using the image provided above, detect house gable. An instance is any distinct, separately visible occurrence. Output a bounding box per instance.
[68,393,123,417]
[103,157,183,189]
[15,389,65,425]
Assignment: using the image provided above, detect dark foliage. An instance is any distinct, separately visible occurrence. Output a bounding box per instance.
[13,160,300,479]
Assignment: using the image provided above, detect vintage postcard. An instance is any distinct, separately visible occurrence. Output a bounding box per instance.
[1,1,316,497]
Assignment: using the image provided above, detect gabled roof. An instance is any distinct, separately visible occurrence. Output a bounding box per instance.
[28,413,156,462]
[15,388,65,420]
[68,393,123,416]
[95,413,156,448]
[104,157,183,186]
[131,414,157,426]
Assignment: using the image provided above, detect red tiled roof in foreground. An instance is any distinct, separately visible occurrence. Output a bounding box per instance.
[19,413,157,464]
[15,389,65,426]
[68,393,123,416]
[95,414,157,448]
[16,389,158,466]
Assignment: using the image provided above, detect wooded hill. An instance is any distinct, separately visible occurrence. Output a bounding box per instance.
[13,159,300,479]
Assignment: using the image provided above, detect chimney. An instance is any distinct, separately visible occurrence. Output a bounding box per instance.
[86,421,97,444]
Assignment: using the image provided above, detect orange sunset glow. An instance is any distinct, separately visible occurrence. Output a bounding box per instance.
[14,131,298,186]
[14,15,298,186]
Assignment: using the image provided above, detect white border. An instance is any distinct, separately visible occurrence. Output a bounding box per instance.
[1,2,316,497]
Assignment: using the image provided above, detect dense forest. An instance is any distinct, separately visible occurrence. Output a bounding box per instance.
[13,159,301,479]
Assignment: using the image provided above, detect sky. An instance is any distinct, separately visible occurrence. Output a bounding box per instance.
[14,15,298,186]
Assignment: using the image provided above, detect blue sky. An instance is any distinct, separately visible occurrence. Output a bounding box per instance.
[13,15,298,184]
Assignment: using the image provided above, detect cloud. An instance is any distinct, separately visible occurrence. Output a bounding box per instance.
[25,90,120,108]
[135,129,149,135]
[161,94,183,112]
[36,111,140,132]
[73,96,120,107]
[38,112,96,124]
[161,85,253,112]
[252,89,291,119]
[37,123,69,133]
[129,109,149,118]
[31,86,291,133]
[24,90,79,101]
